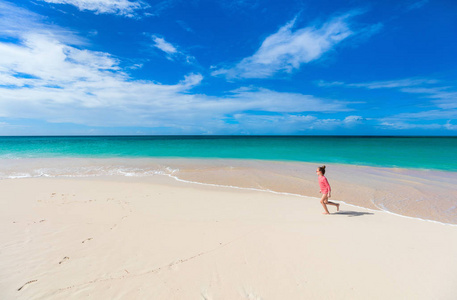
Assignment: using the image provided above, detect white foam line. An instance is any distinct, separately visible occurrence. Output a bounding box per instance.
[366,205,457,227]
[162,173,457,228]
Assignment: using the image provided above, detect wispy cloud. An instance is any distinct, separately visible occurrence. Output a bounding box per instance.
[316,78,438,89]
[176,20,194,33]
[377,109,456,131]
[348,78,438,89]
[40,0,146,17]
[318,77,457,110]
[0,32,204,110]
[445,121,457,130]
[321,77,457,131]
[376,107,457,132]
[225,87,350,113]
[395,109,457,120]
[0,1,85,45]
[378,121,444,130]
[150,34,195,64]
[221,113,367,134]
[213,11,373,79]
[407,0,429,11]
[152,35,178,55]
[219,0,259,13]
[400,87,457,109]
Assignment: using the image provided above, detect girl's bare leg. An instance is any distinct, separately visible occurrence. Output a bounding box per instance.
[320,194,330,214]
[325,199,340,211]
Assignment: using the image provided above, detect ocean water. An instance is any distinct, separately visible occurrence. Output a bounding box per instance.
[0,136,456,171]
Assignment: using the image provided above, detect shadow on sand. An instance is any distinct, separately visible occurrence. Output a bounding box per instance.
[333,211,374,217]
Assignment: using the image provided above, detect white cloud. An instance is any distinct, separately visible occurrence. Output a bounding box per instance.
[343,115,364,126]
[348,78,438,89]
[317,77,457,131]
[393,109,457,120]
[315,80,345,87]
[150,34,196,64]
[213,13,362,79]
[225,113,367,134]
[400,87,457,109]
[0,33,121,89]
[320,77,456,110]
[152,35,177,55]
[378,110,457,131]
[225,87,350,113]
[378,121,443,130]
[0,1,86,46]
[317,78,439,89]
[40,0,145,16]
[0,29,204,121]
[444,121,457,131]
[317,78,437,88]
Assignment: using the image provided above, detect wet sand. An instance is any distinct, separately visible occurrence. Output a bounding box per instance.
[170,159,457,225]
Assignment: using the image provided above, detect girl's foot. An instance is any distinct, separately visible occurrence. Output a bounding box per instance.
[322,212,330,215]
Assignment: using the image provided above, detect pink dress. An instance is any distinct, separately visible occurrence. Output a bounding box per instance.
[318,176,331,195]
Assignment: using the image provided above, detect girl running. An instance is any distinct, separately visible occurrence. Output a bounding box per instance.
[317,165,339,214]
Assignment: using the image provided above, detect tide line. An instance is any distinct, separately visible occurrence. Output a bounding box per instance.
[162,173,457,228]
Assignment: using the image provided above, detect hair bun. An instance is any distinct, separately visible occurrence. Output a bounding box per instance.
[322,165,326,169]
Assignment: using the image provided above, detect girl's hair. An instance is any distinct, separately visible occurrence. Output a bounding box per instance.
[318,165,326,175]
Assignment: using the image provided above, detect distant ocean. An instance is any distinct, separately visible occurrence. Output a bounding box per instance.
[0,136,456,171]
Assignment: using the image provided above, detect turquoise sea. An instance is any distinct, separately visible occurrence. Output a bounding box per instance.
[0,136,456,171]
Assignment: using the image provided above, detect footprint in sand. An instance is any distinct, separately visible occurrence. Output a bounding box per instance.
[82,238,93,243]
[17,280,37,291]
[59,257,70,264]
[168,260,180,271]
[31,220,46,224]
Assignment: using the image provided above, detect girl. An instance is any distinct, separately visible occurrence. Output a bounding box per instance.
[317,165,339,214]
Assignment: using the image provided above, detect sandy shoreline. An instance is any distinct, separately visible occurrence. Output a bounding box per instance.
[2,157,457,224]
[1,175,457,299]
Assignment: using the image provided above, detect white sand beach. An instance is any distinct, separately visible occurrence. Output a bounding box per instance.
[1,174,457,299]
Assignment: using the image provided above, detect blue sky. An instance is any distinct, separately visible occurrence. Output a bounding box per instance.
[0,0,456,135]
